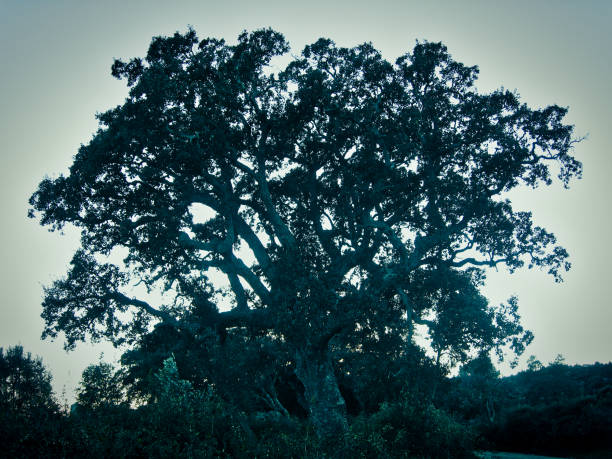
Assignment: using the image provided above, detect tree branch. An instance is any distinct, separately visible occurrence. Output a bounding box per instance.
[229,253,272,304]
[232,213,272,272]
[450,256,510,268]
[255,152,297,248]
[110,292,178,326]
[226,270,249,311]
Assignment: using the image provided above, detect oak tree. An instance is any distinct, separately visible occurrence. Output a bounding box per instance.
[30,29,581,442]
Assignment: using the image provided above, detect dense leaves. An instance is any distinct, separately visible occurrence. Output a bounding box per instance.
[76,361,123,409]
[440,359,612,457]
[30,28,581,441]
[2,345,612,457]
[0,347,67,458]
[0,345,56,412]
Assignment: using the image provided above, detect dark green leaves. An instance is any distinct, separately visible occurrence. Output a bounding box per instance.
[31,28,581,373]
[41,250,131,349]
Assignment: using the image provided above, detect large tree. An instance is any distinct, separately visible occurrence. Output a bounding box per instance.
[30,29,580,442]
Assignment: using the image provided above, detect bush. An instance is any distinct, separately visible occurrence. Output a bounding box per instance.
[346,391,475,458]
[484,391,612,457]
[0,345,73,458]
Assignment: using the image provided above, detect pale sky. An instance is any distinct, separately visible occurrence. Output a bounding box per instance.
[1,0,610,402]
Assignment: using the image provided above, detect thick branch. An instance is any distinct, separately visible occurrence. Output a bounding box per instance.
[315,323,347,352]
[450,256,510,268]
[229,253,271,304]
[226,270,249,311]
[188,180,273,275]
[396,288,415,340]
[111,292,178,326]
[216,307,270,329]
[255,153,297,248]
[233,213,272,272]
[363,215,410,262]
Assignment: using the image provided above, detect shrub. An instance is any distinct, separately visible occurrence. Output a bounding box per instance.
[347,391,475,458]
[485,392,612,457]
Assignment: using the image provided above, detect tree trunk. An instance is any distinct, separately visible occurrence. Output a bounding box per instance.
[294,346,349,446]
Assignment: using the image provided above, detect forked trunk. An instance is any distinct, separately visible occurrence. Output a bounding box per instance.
[295,346,348,446]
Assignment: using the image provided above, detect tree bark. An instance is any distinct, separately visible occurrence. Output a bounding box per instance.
[294,345,348,447]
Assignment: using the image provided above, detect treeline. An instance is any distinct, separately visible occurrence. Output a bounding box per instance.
[438,354,612,457]
[1,344,611,458]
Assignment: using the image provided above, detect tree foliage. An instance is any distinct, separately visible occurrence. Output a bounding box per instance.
[76,361,123,410]
[29,28,581,441]
[0,345,56,412]
[0,346,68,457]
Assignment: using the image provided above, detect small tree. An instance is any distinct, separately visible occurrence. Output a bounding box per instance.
[77,361,123,409]
[459,351,501,423]
[550,353,567,366]
[30,29,581,442]
[0,345,57,412]
[526,355,543,372]
[0,346,75,458]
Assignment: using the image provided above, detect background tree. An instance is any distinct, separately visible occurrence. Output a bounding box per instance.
[0,346,69,457]
[76,360,123,410]
[0,345,57,412]
[455,351,501,424]
[29,28,581,443]
[526,354,543,372]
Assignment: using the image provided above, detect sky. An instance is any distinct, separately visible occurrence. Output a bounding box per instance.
[1,0,610,402]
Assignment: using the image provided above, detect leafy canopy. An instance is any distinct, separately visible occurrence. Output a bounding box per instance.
[30,29,580,368]
[0,345,57,412]
[76,361,123,409]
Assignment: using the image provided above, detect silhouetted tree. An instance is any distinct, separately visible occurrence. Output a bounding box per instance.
[526,354,543,372]
[458,351,501,424]
[0,345,56,412]
[30,28,581,443]
[482,362,612,456]
[0,346,70,457]
[76,361,123,409]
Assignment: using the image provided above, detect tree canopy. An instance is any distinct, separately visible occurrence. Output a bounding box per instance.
[0,345,56,413]
[29,28,581,441]
[76,361,123,410]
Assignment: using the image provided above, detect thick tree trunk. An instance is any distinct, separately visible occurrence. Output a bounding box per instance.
[294,346,348,446]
